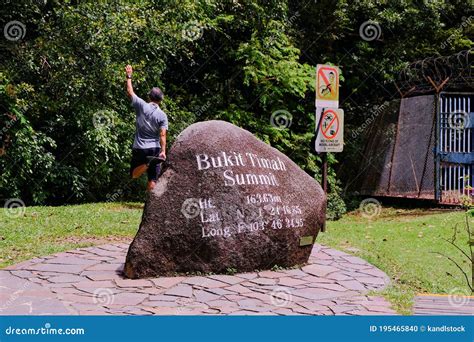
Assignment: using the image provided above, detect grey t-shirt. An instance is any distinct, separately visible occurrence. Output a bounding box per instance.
[131,94,168,149]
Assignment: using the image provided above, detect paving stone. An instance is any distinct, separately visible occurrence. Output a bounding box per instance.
[338,262,371,271]
[243,291,278,304]
[183,277,227,289]
[108,293,148,306]
[182,276,210,286]
[311,252,333,260]
[283,269,308,278]
[73,280,116,288]
[224,294,250,302]
[194,290,221,302]
[86,263,124,272]
[341,256,369,265]
[312,259,333,266]
[274,307,298,315]
[357,276,387,285]
[58,293,97,304]
[325,273,353,281]
[307,283,348,292]
[45,257,99,266]
[208,274,243,285]
[257,271,287,278]
[207,299,239,309]
[204,287,235,296]
[278,277,307,287]
[225,284,253,294]
[9,270,33,278]
[0,275,32,288]
[115,279,153,288]
[301,264,340,277]
[301,275,335,284]
[320,248,347,257]
[164,285,193,298]
[136,288,167,295]
[140,307,178,315]
[237,273,258,280]
[142,300,180,308]
[25,264,87,274]
[329,304,361,314]
[151,277,185,288]
[82,271,123,281]
[48,275,86,283]
[3,260,37,270]
[86,248,117,257]
[292,307,324,315]
[357,268,388,277]
[361,304,397,313]
[292,288,353,301]
[250,277,276,286]
[3,243,395,316]
[228,309,263,315]
[202,308,221,314]
[217,306,240,314]
[337,280,366,291]
[237,300,270,312]
[148,294,180,302]
[297,302,331,312]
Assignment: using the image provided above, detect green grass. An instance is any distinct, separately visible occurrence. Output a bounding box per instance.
[1,203,472,314]
[319,207,472,314]
[0,202,143,268]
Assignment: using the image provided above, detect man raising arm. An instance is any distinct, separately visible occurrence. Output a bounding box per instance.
[125,65,168,191]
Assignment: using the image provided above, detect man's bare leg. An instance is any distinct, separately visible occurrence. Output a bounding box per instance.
[132,164,148,179]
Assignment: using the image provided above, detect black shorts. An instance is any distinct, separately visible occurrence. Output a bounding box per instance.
[130,147,161,181]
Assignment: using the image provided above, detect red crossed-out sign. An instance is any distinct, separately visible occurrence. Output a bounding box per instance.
[320,109,340,140]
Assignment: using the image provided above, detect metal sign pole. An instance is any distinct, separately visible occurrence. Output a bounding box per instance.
[315,64,342,233]
[322,153,328,194]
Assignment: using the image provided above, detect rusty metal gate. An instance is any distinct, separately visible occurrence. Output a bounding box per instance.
[437,92,474,204]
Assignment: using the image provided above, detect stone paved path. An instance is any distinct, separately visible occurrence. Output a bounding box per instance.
[0,243,396,315]
[413,294,473,315]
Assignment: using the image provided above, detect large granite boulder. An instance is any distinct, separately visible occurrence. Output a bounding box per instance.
[124,120,326,278]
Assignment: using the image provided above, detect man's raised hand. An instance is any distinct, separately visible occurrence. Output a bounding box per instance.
[125,65,134,98]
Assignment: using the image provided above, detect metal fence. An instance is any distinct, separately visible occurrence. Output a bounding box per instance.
[359,92,474,205]
[437,92,474,204]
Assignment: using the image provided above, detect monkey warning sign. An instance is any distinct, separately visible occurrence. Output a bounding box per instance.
[315,108,344,152]
[316,64,339,108]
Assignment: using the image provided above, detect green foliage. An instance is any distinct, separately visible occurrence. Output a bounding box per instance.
[0,0,472,213]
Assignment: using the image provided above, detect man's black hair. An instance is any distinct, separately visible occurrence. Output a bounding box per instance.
[149,87,164,102]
